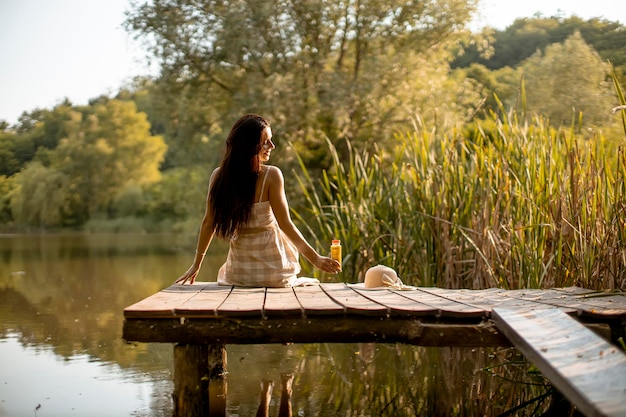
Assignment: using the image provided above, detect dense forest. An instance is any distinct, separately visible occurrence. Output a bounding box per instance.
[1,1,625,289]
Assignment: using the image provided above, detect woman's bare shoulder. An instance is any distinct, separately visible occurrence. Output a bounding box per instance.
[265,164,284,177]
[264,165,285,191]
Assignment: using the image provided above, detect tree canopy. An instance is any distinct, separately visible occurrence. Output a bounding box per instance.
[1,9,625,232]
[125,0,481,152]
[8,99,166,227]
[453,15,626,79]
[521,32,614,127]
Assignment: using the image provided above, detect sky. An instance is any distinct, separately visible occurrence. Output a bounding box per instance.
[1,0,625,126]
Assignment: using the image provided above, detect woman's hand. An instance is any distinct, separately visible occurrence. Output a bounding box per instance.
[313,255,341,274]
[175,264,201,285]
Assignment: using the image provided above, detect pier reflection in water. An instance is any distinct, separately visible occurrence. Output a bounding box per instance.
[0,234,551,416]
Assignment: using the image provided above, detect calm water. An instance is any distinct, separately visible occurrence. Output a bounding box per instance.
[0,234,550,417]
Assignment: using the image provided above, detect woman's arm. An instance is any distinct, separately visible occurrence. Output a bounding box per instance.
[175,169,218,284]
[268,166,340,274]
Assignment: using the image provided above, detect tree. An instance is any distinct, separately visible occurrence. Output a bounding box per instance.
[0,101,79,174]
[452,16,626,86]
[118,80,224,170]
[125,0,482,158]
[143,165,210,226]
[9,99,167,226]
[0,175,14,224]
[451,63,519,118]
[10,162,69,227]
[54,99,167,218]
[521,32,614,127]
[0,132,20,176]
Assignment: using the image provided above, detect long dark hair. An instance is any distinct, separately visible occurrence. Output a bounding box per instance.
[210,114,270,238]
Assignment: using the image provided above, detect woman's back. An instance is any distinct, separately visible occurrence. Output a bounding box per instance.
[217,168,301,287]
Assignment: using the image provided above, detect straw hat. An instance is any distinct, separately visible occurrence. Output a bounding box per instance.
[363,265,412,290]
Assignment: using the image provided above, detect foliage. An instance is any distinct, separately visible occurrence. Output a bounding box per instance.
[8,99,166,228]
[10,161,69,227]
[0,132,21,176]
[453,16,626,77]
[456,32,620,125]
[119,79,224,170]
[521,32,614,128]
[2,11,626,293]
[293,110,626,290]
[0,176,15,225]
[612,66,626,137]
[124,0,482,160]
[142,164,211,232]
[450,63,518,119]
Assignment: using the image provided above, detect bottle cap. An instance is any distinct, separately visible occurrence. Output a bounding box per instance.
[332,239,340,245]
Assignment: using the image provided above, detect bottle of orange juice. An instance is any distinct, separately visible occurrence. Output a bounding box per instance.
[330,239,342,269]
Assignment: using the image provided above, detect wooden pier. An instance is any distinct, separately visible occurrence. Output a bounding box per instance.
[123,283,626,417]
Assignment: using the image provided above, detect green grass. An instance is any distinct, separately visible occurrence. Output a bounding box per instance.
[292,95,626,290]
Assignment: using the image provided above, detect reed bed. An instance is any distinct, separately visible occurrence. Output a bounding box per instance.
[293,107,626,290]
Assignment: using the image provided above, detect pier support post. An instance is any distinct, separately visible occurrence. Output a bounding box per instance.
[208,344,227,416]
[172,343,227,417]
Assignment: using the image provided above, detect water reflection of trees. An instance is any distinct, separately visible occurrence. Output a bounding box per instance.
[0,234,198,369]
[0,234,190,416]
[1,234,554,416]
[0,280,174,370]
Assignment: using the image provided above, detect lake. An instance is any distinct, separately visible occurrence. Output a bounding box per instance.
[0,233,551,416]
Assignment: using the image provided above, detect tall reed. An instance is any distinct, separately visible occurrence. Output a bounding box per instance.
[292,110,626,290]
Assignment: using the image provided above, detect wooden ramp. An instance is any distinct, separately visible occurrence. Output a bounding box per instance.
[493,308,626,417]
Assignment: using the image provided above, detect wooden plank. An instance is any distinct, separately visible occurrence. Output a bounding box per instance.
[125,284,625,321]
[500,287,596,301]
[507,289,626,319]
[503,289,595,313]
[215,287,266,317]
[173,283,233,317]
[320,283,389,316]
[124,283,211,318]
[123,316,512,346]
[493,308,626,417]
[400,288,486,318]
[293,285,345,316]
[504,288,581,301]
[570,293,626,319]
[421,287,503,311]
[482,293,572,313]
[554,286,599,295]
[350,288,439,317]
[438,288,578,316]
[263,287,303,317]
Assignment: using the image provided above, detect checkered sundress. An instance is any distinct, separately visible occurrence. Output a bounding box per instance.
[217,169,301,287]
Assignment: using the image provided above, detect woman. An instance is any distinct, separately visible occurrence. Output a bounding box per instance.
[176,114,341,286]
